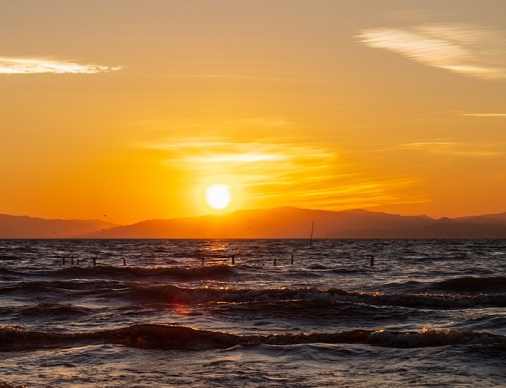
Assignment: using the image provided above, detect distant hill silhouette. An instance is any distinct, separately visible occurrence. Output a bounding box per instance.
[453,212,506,224]
[0,214,118,238]
[79,207,434,239]
[2,208,506,239]
[329,219,506,239]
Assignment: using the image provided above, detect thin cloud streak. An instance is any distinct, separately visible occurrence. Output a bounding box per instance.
[357,24,506,79]
[0,57,121,74]
[184,153,286,163]
[463,113,506,117]
[400,141,504,157]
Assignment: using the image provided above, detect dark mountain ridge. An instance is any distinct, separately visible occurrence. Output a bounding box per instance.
[2,208,506,239]
[0,214,118,239]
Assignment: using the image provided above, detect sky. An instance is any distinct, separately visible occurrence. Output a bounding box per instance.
[1,0,506,225]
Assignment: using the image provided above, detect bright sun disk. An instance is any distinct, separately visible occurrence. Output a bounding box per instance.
[206,184,232,210]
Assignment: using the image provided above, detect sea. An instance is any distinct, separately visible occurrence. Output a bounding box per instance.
[1,239,506,387]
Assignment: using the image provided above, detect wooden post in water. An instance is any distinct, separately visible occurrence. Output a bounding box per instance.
[370,255,374,266]
[231,255,235,265]
[291,252,294,265]
[123,258,126,266]
[309,221,315,248]
[273,258,277,266]
[93,257,96,266]
[62,257,65,265]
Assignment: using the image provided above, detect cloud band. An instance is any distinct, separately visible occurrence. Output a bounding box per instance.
[0,57,120,75]
[358,24,506,80]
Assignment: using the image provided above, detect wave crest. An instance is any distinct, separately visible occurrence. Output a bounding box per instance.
[2,324,505,352]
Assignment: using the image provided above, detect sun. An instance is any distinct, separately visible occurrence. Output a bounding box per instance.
[206,184,232,210]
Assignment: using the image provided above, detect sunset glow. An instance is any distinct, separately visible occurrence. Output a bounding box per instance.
[1,1,506,224]
[206,184,232,210]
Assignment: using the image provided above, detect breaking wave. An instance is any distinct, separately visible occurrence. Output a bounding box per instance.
[4,281,506,310]
[430,276,506,293]
[2,324,505,352]
[54,264,236,281]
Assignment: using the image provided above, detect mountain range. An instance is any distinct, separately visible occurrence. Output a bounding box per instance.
[2,207,506,239]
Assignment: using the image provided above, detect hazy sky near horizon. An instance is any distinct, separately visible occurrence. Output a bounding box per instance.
[1,0,506,224]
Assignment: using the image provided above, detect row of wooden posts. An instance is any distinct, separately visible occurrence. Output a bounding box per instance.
[62,254,375,267]
[201,253,296,266]
[202,254,375,266]
[62,257,127,266]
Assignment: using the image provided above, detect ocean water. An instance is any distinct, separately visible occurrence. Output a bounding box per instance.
[1,239,506,387]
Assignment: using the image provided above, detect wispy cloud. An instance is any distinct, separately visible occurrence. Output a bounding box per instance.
[145,137,424,210]
[150,138,330,173]
[463,113,506,118]
[357,24,506,79]
[0,57,120,75]
[400,140,504,157]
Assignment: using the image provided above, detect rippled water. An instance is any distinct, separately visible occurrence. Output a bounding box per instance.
[1,239,506,387]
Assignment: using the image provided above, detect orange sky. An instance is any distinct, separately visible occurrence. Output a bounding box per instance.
[1,1,506,225]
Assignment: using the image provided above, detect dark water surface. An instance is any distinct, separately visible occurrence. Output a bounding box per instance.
[1,239,506,387]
